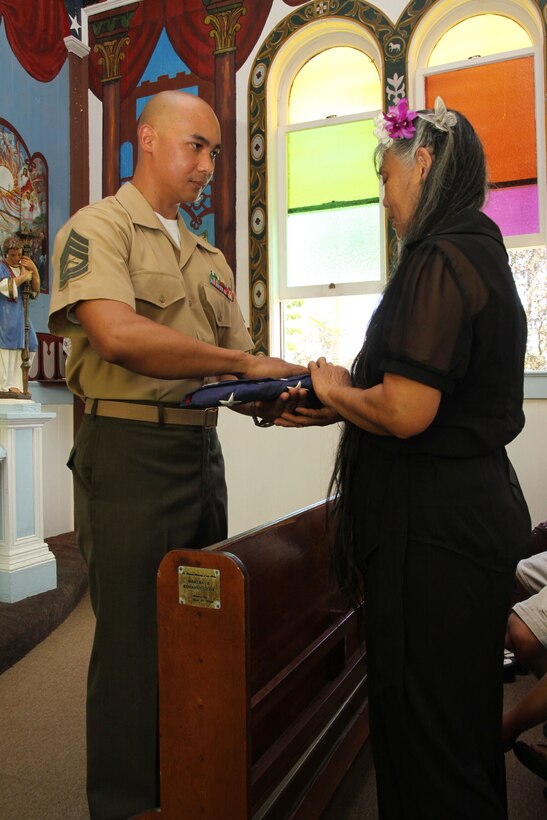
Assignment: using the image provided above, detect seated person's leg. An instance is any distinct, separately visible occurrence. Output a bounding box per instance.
[507,589,547,679]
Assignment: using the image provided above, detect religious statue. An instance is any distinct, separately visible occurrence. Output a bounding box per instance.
[0,235,39,397]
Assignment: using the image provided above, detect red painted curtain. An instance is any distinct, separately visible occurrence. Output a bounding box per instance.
[0,0,70,82]
[89,0,275,98]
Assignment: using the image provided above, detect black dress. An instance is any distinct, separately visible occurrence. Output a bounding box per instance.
[350,209,531,819]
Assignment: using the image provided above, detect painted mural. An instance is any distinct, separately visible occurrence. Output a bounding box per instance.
[0,120,48,292]
[118,28,216,242]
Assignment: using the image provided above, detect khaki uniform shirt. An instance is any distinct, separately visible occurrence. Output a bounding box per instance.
[49,183,253,402]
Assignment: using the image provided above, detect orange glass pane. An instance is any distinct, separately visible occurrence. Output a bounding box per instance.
[425,57,536,184]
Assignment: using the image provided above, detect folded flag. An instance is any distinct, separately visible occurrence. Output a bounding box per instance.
[183,375,321,408]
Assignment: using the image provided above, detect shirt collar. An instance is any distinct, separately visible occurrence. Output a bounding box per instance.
[114,182,219,266]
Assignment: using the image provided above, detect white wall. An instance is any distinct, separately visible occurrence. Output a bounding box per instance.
[41,403,74,538]
[507,400,547,527]
[219,409,340,536]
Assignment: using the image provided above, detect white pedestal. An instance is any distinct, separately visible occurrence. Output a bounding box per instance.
[0,401,57,603]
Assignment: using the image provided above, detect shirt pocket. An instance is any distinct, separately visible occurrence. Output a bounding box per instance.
[131,270,186,308]
[200,284,232,328]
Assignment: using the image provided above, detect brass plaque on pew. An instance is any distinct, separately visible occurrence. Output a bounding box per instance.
[178,566,221,609]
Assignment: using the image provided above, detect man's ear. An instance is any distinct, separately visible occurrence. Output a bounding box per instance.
[415,146,433,180]
[138,123,156,154]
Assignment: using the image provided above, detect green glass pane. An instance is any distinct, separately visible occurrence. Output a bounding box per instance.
[287,119,377,211]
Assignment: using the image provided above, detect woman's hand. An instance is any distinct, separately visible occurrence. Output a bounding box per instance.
[281,363,442,438]
[275,405,341,428]
[308,357,351,406]
[273,378,342,428]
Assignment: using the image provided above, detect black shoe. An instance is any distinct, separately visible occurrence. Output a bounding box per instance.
[513,741,547,781]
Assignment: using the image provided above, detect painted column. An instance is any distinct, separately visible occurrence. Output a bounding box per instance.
[204,1,246,276]
[90,5,138,197]
[0,402,56,603]
[64,35,91,215]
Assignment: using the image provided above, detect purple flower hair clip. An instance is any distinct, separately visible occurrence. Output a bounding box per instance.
[374,96,457,150]
[374,98,418,148]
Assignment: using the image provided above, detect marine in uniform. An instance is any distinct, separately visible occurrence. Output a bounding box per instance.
[49,91,305,820]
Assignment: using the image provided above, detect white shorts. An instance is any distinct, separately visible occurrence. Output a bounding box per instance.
[513,585,547,649]
[516,550,547,595]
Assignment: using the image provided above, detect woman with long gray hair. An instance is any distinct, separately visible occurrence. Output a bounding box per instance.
[278,97,531,818]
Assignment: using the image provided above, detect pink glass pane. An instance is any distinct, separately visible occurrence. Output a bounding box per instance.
[483,186,539,236]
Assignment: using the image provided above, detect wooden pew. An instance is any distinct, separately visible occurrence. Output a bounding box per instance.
[136,500,368,819]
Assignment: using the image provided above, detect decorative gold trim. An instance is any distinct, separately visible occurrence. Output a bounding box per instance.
[205,5,247,55]
[93,36,130,83]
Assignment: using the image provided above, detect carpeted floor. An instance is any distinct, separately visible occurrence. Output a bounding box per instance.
[1,580,546,819]
[0,531,88,674]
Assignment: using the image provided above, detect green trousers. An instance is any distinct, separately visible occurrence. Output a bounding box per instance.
[69,414,227,820]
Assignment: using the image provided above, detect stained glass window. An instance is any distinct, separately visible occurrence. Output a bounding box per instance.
[289,47,381,123]
[428,14,531,65]
[286,120,380,287]
[425,56,537,236]
[425,24,538,238]
[278,46,383,367]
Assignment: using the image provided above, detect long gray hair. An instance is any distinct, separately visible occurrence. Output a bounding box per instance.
[328,101,488,601]
[374,103,488,250]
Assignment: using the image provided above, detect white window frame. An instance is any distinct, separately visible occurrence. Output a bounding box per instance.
[266,19,384,355]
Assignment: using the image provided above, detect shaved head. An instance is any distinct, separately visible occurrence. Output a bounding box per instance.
[137,91,218,136]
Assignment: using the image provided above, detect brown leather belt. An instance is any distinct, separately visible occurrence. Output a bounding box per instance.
[84,398,218,428]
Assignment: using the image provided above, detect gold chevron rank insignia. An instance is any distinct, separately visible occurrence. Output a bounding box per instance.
[59,229,90,289]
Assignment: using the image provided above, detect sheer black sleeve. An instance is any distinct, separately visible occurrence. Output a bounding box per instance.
[380,242,473,393]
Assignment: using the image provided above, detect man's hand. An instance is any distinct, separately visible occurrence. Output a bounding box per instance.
[252,385,308,423]
[241,355,308,381]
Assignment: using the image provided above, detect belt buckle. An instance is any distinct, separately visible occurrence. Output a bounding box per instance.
[203,406,218,428]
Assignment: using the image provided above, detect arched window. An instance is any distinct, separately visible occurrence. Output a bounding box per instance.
[410,2,547,375]
[268,28,384,367]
